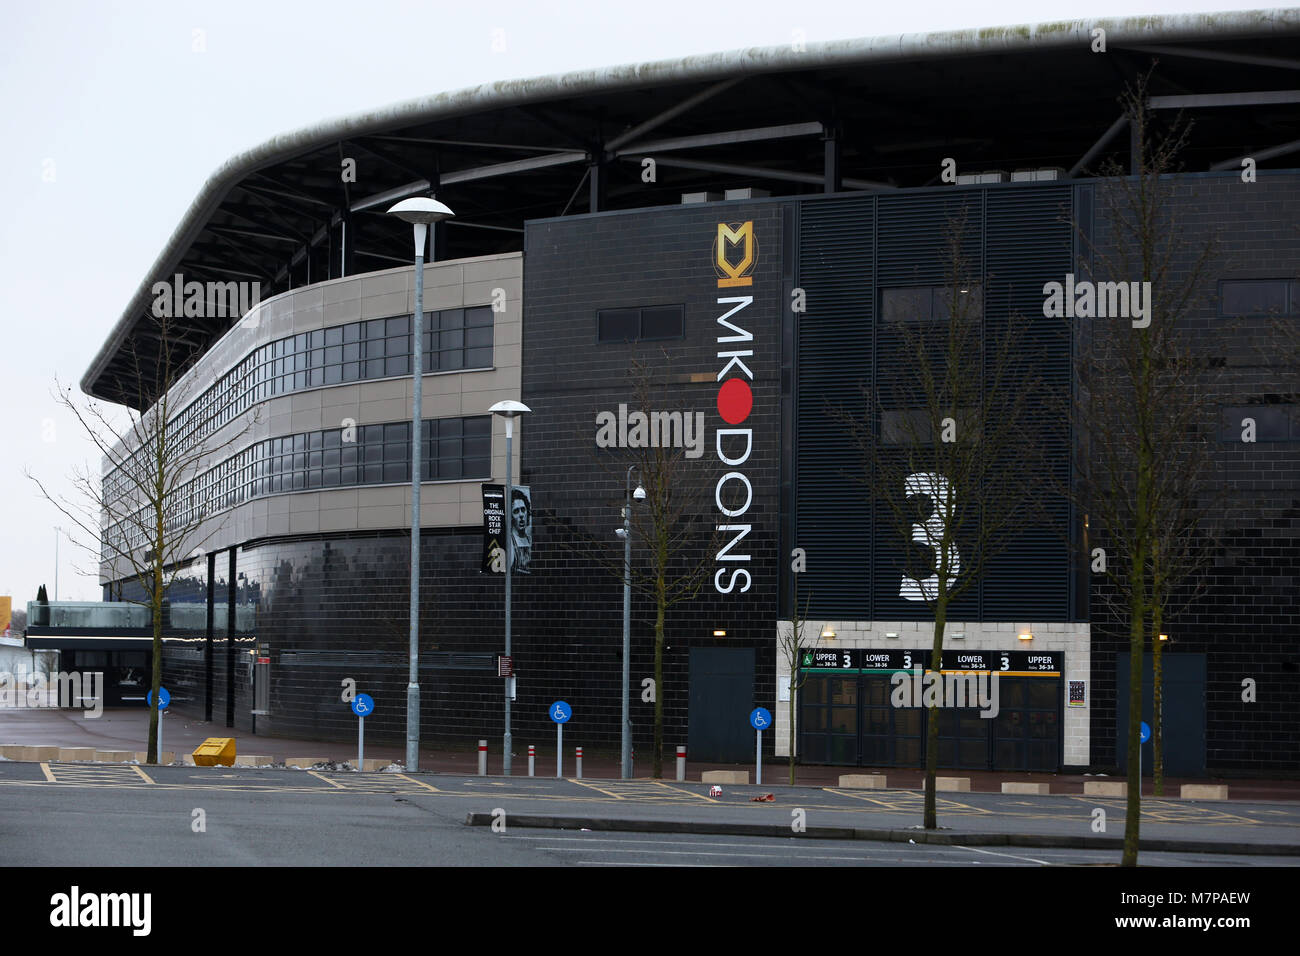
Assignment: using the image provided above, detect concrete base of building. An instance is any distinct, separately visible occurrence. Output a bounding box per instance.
[838,773,888,788]
[1084,780,1127,796]
[936,776,971,792]
[93,750,135,762]
[234,755,273,767]
[285,756,328,768]
[134,752,174,764]
[1180,784,1229,800]
[1002,782,1052,794]
[21,746,60,761]
[701,770,749,784]
[57,747,97,761]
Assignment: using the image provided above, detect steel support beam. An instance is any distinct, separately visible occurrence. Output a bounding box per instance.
[824,127,841,193]
[1068,115,1128,178]
[1210,136,1300,170]
[606,77,744,151]
[1150,90,1300,109]
[614,121,823,156]
[627,153,892,190]
[1121,44,1300,72]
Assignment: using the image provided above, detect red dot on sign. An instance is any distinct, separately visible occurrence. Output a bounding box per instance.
[717,378,753,424]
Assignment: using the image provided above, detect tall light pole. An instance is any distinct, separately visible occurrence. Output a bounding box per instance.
[54,527,60,601]
[490,400,530,775]
[388,197,455,773]
[616,467,646,779]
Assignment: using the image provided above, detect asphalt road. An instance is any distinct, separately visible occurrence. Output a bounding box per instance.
[2,760,1297,866]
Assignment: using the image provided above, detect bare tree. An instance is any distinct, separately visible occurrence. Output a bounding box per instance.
[779,547,816,785]
[556,356,720,778]
[28,310,257,763]
[1062,71,1223,865]
[838,209,1048,830]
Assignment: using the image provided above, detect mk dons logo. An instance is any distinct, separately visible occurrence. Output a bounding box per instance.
[714,222,758,288]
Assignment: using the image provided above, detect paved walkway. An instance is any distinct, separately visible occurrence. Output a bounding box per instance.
[2,704,1294,802]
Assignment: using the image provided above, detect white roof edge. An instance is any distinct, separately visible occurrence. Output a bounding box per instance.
[81,8,1300,398]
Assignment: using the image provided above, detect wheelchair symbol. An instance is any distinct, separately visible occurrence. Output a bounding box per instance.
[357,701,369,714]
[754,713,767,726]
[553,706,564,719]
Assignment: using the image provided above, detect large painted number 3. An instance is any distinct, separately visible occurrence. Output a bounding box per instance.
[899,472,961,601]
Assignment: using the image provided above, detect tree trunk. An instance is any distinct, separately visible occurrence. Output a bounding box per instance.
[1122,587,1145,866]
[652,579,665,779]
[1152,607,1164,797]
[788,676,797,786]
[923,600,947,830]
[148,560,162,765]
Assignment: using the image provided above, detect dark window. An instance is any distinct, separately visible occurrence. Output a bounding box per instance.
[882,285,982,322]
[882,287,931,322]
[598,309,639,342]
[598,305,685,342]
[641,306,685,340]
[1220,279,1293,316]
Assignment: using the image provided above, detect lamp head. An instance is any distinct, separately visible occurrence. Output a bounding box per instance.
[387,197,455,225]
[489,400,531,418]
[633,485,646,501]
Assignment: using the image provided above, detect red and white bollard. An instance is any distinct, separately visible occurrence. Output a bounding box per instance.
[676,745,686,782]
[575,746,583,780]
[478,739,487,776]
[528,744,535,777]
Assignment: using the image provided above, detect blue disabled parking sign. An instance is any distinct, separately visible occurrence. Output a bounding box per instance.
[147,687,170,710]
[352,694,374,717]
[750,707,771,730]
[1140,721,1151,743]
[550,701,571,723]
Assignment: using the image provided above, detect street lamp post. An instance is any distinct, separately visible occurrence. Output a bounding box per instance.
[490,400,530,775]
[617,467,646,779]
[388,197,455,773]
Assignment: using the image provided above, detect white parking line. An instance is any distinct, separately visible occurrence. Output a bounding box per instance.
[536,846,872,862]
[956,845,1051,865]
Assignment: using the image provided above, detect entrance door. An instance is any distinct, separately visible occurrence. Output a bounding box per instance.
[687,647,755,763]
[1116,653,1206,776]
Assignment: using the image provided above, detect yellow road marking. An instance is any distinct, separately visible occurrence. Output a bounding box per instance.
[573,779,624,799]
[307,770,346,789]
[657,782,718,803]
[130,765,155,784]
[393,773,439,792]
[39,762,55,783]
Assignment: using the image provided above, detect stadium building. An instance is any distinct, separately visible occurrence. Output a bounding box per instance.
[60,12,1300,776]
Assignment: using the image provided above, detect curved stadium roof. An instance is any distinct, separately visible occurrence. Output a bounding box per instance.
[84,8,1300,407]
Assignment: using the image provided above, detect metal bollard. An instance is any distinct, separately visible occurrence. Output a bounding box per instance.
[528,744,535,777]
[478,739,487,776]
[676,745,686,782]
[575,746,583,780]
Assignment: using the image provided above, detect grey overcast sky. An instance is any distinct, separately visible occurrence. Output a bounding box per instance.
[0,0,1273,609]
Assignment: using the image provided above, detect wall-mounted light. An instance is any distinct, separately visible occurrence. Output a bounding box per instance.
[1018,631,1033,642]
[951,632,965,640]
[885,631,899,639]
[821,625,836,639]
[712,629,726,638]
[1159,633,1169,642]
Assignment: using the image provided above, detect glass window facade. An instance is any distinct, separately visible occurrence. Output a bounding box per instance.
[102,415,492,560]
[105,306,495,503]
